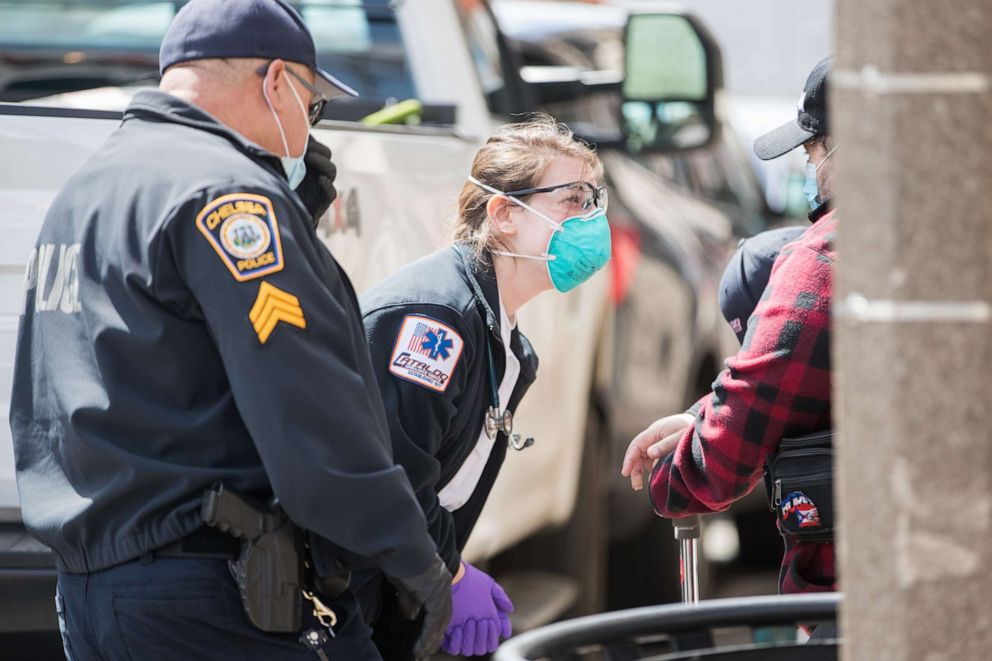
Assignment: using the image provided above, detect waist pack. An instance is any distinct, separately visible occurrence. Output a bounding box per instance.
[764,430,834,542]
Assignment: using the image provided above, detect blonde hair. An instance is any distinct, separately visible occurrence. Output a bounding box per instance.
[454,113,604,262]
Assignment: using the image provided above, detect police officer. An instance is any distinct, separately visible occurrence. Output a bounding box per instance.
[10,1,451,658]
[355,116,611,658]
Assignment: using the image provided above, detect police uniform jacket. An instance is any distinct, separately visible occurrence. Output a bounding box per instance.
[359,244,539,581]
[10,90,437,582]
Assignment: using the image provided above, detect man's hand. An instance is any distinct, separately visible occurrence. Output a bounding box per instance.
[294,136,337,228]
[442,562,513,657]
[621,413,695,491]
[390,554,454,660]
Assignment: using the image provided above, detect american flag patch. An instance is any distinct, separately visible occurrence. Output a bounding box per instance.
[407,322,432,355]
[389,314,464,392]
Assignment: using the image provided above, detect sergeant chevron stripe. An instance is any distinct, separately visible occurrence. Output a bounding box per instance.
[249,281,306,344]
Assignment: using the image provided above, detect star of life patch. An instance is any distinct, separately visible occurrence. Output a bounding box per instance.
[388,314,464,393]
[196,193,284,281]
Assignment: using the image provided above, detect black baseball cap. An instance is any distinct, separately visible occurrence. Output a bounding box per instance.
[159,0,358,99]
[753,57,831,161]
[719,226,805,344]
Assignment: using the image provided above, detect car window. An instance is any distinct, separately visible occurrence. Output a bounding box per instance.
[0,0,416,104]
[685,142,768,235]
[715,133,766,218]
[454,0,509,115]
[502,17,626,141]
[687,147,747,207]
[637,152,691,190]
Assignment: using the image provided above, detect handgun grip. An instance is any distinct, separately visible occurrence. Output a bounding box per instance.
[201,485,266,541]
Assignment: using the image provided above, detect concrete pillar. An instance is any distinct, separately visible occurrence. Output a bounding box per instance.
[833,2,992,659]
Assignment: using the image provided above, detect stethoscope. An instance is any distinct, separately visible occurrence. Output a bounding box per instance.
[483,327,534,451]
[459,243,534,451]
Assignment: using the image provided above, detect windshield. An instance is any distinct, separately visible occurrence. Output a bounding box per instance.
[0,0,416,103]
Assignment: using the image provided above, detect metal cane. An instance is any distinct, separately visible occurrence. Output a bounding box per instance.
[673,515,701,604]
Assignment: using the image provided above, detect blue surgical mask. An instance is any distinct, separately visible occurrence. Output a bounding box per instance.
[469,177,612,293]
[804,145,836,211]
[263,75,310,189]
[281,153,307,191]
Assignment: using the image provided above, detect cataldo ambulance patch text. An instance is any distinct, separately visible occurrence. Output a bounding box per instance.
[196,193,284,281]
[388,315,464,392]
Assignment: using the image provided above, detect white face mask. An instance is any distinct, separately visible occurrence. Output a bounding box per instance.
[262,73,310,189]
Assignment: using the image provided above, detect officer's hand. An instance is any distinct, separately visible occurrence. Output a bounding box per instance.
[389,554,453,660]
[294,136,337,228]
[621,413,695,491]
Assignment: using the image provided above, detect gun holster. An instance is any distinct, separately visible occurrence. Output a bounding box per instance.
[201,485,303,632]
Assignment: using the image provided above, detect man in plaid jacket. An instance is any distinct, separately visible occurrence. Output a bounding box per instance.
[622,57,838,595]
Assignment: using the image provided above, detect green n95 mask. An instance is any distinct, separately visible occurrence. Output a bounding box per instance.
[468,176,612,293]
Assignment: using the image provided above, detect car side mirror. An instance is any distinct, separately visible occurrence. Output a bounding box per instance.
[520,65,623,105]
[621,9,723,153]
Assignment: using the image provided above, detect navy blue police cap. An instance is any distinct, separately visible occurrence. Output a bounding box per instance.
[719,226,805,344]
[159,0,358,99]
[754,57,831,161]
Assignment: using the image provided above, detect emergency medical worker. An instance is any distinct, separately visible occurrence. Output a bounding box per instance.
[9,1,451,658]
[356,116,610,658]
[622,57,838,596]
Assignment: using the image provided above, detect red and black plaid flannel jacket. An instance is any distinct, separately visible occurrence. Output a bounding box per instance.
[650,210,837,594]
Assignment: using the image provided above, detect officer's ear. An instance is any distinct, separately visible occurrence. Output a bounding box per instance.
[262,59,289,103]
[486,195,517,237]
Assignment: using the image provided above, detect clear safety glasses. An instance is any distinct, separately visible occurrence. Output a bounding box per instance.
[504,181,609,217]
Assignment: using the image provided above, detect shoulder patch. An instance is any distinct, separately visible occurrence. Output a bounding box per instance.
[196,193,284,281]
[388,314,465,393]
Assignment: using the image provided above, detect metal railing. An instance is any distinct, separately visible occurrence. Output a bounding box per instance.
[494,593,841,661]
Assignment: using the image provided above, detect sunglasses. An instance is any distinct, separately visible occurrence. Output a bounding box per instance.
[256,62,328,126]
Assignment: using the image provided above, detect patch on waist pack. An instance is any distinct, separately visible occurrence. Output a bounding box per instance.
[196,193,284,281]
[780,490,822,529]
[388,314,464,392]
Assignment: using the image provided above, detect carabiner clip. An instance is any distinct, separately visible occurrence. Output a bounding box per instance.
[509,433,535,451]
[303,590,338,632]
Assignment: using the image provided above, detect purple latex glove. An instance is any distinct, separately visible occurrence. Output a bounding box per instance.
[441,562,513,656]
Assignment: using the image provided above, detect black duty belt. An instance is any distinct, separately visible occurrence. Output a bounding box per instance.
[154,527,241,559]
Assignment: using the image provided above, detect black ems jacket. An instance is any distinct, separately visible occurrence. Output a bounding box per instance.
[360,245,539,578]
[10,90,437,581]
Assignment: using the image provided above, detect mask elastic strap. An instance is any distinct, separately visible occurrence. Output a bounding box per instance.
[468,176,564,232]
[815,145,837,172]
[262,70,308,159]
[285,77,311,143]
[262,83,291,159]
[492,250,555,262]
